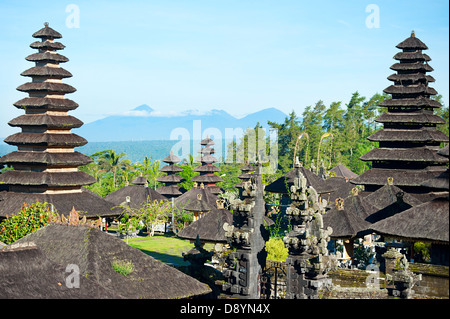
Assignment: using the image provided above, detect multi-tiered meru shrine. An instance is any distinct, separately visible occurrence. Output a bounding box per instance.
[0,23,116,219]
[191,136,223,195]
[352,31,449,195]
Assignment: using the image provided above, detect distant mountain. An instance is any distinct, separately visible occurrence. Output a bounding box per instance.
[76,105,288,142]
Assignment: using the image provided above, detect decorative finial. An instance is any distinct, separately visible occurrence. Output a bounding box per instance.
[351,187,359,197]
[411,30,415,37]
[387,177,394,185]
[44,22,49,27]
[335,197,345,211]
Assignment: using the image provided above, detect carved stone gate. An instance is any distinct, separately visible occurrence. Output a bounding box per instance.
[261,261,287,299]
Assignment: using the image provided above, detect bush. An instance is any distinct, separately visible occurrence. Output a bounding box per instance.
[265,238,288,261]
[0,202,54,244]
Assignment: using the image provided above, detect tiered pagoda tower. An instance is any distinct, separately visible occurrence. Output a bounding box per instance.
[191,136,223,194]
[0,23,116,218]
[352,32,449,194]
[156,151,185,198]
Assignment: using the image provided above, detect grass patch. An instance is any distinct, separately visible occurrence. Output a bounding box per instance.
[111,259,134,276]
[124,234,214,266]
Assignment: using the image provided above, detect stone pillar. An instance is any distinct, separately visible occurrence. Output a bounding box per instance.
[383,248,422,299]
[222,162,268,298]
[283,161,335,299]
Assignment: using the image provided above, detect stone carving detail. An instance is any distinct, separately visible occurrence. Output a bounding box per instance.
[383,248,422,299]
[282,161,336,299]
[222,161,269,298]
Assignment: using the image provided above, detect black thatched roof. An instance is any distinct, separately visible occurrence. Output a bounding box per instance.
[157,174,184,183]
[160,164,183,173]
[8,114,83,129]
[0,151,91,167]
[322,177,356,207]
[162,151,181,164]
[174,185,218,210]
[265,165,334,195]
[177,208,233,243]
[17,82,76,94]
[21,66,72,78]
[0,170,96,187]
[438,145,449,157]
[14,97,79,111]
[367,129,448,143]
[322,194,374,239]
[396,32,428,50]
[25,52,69,63]
[0,243,123,299]
[32,23,62,39]
[351,168,446,189]
[0,190,120,218]
[4,132,88,147]
[360,147,448,163]
[156,185,185,197]
[30,40,65,51]
[375,112,445,125]
[370,196,449,243]
[15,224,211,298]
[191,174,223,183]
[200,136,215,146]
[330,164,358,179]
[362,183,423,224]
[104,184,167,210]
[379,97,441,108]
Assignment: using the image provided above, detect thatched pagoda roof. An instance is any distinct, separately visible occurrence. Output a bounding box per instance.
[322,177,357,207]
[32,23,62,39]
[162,151,181,164]
[360,147,448,163]
[0,189,119,218]
[4,132,88,147]
[351,168,445,189]
[174,185,218,210]
[370,196,449,243]
[421,145,449,191]
[13,97,79,111]
[8,114,83,129]
[330,164,358,179]
[396,32,428,50]
[30,40,65,51]
[0,243,123,299]
[15,224,211,298]
[177,207,233,243]
[0,151,91,167]
[362,183,423,224]
[265,165,334,195]
[322,194,374,239]
[0,170,96,187]
[156,185,185,197]
[375,112,445,125]
[104,184,167,210]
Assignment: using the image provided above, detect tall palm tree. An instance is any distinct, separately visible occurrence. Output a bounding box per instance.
[93,150,131,190]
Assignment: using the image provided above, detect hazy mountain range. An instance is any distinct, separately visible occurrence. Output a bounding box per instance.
[76,104,288,142]
[0,105,288,163]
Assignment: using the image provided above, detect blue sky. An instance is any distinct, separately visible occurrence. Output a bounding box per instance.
[0,0,448,138]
